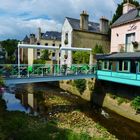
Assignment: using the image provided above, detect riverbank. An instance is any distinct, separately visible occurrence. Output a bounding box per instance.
[0,85,117,140]
[59,79,140,123]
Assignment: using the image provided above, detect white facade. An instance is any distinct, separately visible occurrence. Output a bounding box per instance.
[61,18,73,66]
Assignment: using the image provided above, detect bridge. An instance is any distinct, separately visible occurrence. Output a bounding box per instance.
[1,44,140,87]
[0,64,96,85]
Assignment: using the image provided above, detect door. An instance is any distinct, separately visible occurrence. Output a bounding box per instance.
[126,33,135,52]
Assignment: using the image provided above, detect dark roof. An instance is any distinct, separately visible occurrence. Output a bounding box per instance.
[66,17,100,33]
[42,31,61,41]
[112,8,140,27]
[23,35,30,43]
[96,52,140,60]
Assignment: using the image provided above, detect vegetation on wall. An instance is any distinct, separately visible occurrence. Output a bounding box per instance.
[74,79,86,94]
[131,96,140,110]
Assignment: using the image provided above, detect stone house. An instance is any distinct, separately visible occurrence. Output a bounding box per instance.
[21,30,61,65]
[61,11,110,65]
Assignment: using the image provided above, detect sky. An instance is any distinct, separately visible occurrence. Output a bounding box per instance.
[0,0,138,41]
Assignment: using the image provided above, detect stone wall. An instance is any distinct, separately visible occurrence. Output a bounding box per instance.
[72,30,110,53]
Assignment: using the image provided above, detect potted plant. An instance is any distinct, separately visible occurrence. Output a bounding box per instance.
[132,41,138,49]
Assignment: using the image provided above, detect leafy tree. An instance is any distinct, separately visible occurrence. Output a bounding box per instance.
[0,76,4,86]
[0,39,19,63]
[40,50,50,60]
[92,44,104,54]
[73,51,89,64]
[111,0,139,24]
[33,59,46,64]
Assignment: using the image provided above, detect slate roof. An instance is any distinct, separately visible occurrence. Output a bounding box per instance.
[42,31,61,41]
[66,17,100,33]
[23,35,30,43]
[112,8,140,27]
[96,52,140,60]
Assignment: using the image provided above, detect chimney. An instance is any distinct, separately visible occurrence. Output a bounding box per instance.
[100,17,109,34]
[30,34,35,44]
[123,1,136,14]
[38,27,41,40]
[80,11,89,30]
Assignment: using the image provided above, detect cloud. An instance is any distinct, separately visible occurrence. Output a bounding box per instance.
[0,0,138,40]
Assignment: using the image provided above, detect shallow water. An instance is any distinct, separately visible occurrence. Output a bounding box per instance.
[2,83,140,140]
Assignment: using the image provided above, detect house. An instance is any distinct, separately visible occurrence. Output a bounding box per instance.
[61,11,110,66]
[37,28,61,47]
[21,30,61,65]
[95,1,140,87]
[111,1,140,52]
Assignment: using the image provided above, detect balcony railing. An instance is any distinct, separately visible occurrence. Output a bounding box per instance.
[118,42,140,52]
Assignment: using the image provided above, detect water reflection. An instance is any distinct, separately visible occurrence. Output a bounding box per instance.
[2,92,30,113]
[2,86,46,116]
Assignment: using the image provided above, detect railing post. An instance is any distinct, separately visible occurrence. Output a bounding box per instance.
[27,64,29,77]
[18,44,20,78]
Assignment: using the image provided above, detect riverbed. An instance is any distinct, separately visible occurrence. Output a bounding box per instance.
[2,83,140,140]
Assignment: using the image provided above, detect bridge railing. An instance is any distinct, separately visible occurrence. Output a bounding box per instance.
[0,64,97,78]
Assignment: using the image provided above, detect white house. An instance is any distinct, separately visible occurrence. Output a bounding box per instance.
[61,11,110,66]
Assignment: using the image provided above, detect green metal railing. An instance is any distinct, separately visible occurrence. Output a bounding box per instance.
[0,64,97,79]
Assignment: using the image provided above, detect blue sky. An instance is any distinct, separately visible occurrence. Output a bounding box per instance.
[0,0,138,41]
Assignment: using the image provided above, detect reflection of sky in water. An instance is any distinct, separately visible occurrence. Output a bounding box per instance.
[2,92,30,113]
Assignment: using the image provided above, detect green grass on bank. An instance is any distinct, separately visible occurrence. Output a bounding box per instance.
[0,96,106,140]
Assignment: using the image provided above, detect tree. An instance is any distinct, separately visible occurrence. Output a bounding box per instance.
[92,44,104,54]
[40,50,50,60]
[73,51,89,64]
[0,39,19,63]
[111,0,139,24]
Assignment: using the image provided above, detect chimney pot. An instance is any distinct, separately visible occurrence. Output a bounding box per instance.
[80,10,89,30]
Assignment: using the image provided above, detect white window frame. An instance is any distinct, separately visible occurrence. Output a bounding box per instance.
[118,61,130,72]
[102,61,110,70]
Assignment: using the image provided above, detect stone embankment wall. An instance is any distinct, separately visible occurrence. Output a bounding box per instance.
[59,79,140,123]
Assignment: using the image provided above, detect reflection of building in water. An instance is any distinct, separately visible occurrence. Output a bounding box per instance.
[15,88,45,115]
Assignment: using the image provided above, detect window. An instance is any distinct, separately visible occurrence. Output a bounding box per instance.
[126,33,135,52]
[138,62,140,73]
[52,43,55,46]
[59,44,61,47]
[102,61,111,70]
[37,52,40,56]
[118,61,130,72]
[64,33,68,45]
[45,43,48,46]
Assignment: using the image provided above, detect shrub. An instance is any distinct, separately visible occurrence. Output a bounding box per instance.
[131,96,140,110]
[0,76,4,86]
[33,59,46,64]
[74,79,86,94]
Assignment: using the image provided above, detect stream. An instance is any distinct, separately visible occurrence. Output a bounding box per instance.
[2,83,140,140]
